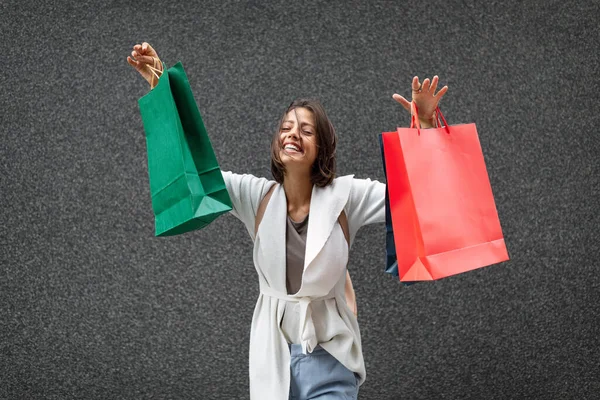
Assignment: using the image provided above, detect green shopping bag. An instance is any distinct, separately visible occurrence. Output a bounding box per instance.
[138,62,232,236]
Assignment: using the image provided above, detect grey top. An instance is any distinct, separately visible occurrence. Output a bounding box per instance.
[280,213,309,344]
[285,214,309,295]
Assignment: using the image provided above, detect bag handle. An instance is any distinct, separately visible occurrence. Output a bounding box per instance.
[436,107,450,133]
[409,103,450,135]
[146,58,164,89]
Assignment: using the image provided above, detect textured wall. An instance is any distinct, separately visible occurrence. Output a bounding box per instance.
[1,0,599,399]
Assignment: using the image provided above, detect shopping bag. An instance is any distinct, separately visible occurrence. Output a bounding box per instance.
[379,134,415,286]
[138,62,232,236]
[378,134,399,277]
[381,105,508,282]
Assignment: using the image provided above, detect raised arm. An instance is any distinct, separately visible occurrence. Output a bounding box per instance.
[345,177,386,245]
[221,171,276,240]
[128,44,277,239]
[345,76,449,242]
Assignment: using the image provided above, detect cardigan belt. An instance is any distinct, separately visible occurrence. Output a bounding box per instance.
[260,284,336,354]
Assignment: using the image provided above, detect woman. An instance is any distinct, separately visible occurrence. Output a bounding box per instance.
[128,42,447,400]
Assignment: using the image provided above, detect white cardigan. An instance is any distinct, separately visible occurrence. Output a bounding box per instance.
[221,171,385,400]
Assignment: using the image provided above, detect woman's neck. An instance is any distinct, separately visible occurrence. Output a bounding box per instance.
[283,171,312,219]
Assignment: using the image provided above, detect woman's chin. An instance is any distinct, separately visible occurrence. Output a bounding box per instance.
[281,157,312,170]
[281,150,305,160]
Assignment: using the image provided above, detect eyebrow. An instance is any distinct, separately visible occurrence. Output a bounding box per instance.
[282,119,315,128]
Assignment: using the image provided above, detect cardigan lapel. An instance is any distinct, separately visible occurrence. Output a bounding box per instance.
[256,184,287,291]
[255,176,354,292]
[303,175,354,271]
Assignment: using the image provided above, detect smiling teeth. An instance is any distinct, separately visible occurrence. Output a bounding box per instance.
[285,145,300,151]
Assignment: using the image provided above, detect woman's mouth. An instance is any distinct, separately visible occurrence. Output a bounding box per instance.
[283,143,303,154]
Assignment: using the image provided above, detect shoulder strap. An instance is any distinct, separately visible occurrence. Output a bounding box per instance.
[255,184,276,235]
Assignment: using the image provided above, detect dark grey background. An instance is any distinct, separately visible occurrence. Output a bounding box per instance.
[2,0,599,399]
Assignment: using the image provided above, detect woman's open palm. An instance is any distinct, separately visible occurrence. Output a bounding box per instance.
[126,42,163,88]
[393,76,448,121]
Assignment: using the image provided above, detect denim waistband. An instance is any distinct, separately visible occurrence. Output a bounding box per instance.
[289,343,329,358]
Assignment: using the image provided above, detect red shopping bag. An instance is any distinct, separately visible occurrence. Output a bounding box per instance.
[382,105,509,282]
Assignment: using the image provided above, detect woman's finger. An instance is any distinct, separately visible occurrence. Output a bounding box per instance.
[141,42,158,56]
[429,76,439,94]
[131,52,155,65]
[434,85,449,99]
[126,56,138,67]
[422,78,431,93]
[412,76,421,92]
[127,57,146,71]
[392,94,411,111]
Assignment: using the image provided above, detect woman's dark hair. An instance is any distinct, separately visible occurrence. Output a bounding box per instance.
[270,99,337,187]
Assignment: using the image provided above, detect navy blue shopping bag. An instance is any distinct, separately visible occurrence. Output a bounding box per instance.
[379,134,414,286]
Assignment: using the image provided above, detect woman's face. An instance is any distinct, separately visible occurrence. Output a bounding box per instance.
[279,107,318,172]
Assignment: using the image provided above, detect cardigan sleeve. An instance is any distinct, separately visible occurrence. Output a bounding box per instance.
[221,171,276,240]
[345,177,386,244]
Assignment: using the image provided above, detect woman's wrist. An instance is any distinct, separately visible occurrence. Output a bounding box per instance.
[418,115,437,128]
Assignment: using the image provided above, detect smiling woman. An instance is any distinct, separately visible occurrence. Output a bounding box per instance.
[128,41,448,400]
[271,99,337,188]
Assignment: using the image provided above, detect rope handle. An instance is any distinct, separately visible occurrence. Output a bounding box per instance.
[146,57,164,89]
[409,103,450,135]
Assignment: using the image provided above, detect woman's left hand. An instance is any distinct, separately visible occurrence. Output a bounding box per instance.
[392,76,448,124]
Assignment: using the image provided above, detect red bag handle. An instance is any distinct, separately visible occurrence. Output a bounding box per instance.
[409,103,450,135]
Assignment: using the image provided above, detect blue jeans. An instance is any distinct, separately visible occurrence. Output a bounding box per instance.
[289,344,360,400]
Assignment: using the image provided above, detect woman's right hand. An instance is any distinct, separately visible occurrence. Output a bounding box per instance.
[126,42,163,89]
